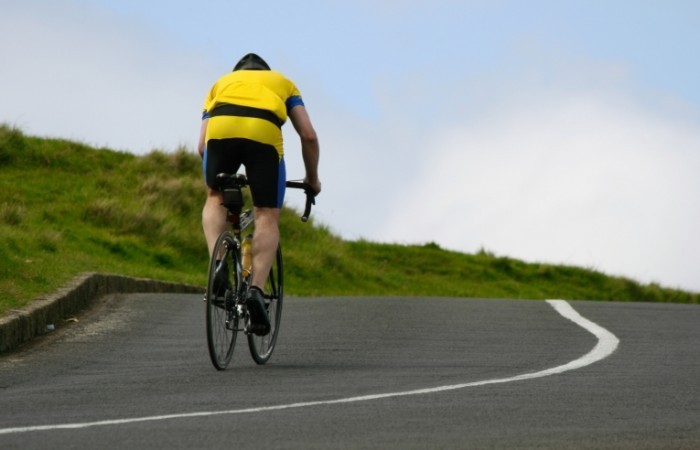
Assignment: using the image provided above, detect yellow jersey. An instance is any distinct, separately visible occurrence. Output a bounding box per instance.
[202,70,304,158]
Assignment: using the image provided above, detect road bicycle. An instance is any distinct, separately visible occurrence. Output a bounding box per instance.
[205,173,315,370]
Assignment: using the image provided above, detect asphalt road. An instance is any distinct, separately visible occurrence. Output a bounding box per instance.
[0,294,698,449]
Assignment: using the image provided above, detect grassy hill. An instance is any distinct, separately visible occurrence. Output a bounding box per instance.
[0,124,697,316]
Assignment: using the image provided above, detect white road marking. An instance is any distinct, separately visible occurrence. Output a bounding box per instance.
[0,299,619,435]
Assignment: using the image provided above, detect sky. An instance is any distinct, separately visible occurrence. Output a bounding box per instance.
[2,0,699,292]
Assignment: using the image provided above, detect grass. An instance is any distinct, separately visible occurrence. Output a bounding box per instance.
[0,124,697,317]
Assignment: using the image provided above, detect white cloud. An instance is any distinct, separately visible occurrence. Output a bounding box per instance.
[0,0,210,153]
[376,89,700,291]
[3,0,699,295]
[281,47,700,293]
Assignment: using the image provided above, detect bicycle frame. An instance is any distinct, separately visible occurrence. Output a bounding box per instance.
[205,172,315,368]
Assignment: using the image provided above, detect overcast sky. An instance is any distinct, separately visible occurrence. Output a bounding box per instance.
[2,0,699,292]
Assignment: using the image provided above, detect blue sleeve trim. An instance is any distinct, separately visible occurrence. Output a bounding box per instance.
[286,95,304,111]
[202,110,210,119]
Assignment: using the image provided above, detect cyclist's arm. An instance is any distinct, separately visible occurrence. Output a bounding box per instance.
[288,105,321,194]
[198,114,209,158]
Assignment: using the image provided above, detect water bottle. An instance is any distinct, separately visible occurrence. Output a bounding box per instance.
[241,234,253,278]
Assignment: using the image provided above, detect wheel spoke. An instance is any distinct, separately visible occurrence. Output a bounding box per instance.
[248,245,283,364]
[206,232,240,370]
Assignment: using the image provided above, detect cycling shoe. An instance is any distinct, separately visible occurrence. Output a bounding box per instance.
[245,286,271,336]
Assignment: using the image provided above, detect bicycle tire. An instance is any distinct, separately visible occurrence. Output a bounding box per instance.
[206,231,240,370]
[248,244,283,364]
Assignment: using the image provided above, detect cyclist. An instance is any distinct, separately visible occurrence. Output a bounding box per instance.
[198,53,321,335]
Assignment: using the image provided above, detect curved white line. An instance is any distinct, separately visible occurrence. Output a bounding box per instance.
[0,299,619,435]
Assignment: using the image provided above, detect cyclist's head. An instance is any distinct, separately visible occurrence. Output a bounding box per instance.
[233,53,270,71]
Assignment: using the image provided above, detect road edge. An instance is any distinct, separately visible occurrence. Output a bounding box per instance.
[0,272,202,354]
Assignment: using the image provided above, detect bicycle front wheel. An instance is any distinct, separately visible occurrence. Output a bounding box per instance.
[248,244,283,364]
[206,231,240,370]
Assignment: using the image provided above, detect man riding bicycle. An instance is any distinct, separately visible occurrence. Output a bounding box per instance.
[198,53,321,335]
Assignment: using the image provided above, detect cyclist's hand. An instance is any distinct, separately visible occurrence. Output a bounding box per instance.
[305,177,322,196]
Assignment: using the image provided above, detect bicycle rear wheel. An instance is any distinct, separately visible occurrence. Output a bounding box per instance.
[248,244,283,364]
[206,231,240,370]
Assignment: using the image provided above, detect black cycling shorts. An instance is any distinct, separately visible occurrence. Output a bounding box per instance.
[203,138,286,208]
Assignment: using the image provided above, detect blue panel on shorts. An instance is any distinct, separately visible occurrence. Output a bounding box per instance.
[277,157,286,208]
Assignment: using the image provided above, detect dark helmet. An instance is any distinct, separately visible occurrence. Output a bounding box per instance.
[233,53,270,71]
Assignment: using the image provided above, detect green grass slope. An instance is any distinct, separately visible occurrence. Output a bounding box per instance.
[0,124,697,316]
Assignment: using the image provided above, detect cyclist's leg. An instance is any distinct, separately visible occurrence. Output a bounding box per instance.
[239,142,283,335]
[250,207,280,289]
[243,144,286,290]
[202,139,242,257]
[202,188,226,257]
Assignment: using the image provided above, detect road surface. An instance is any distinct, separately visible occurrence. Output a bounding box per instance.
[1,294,698,448]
